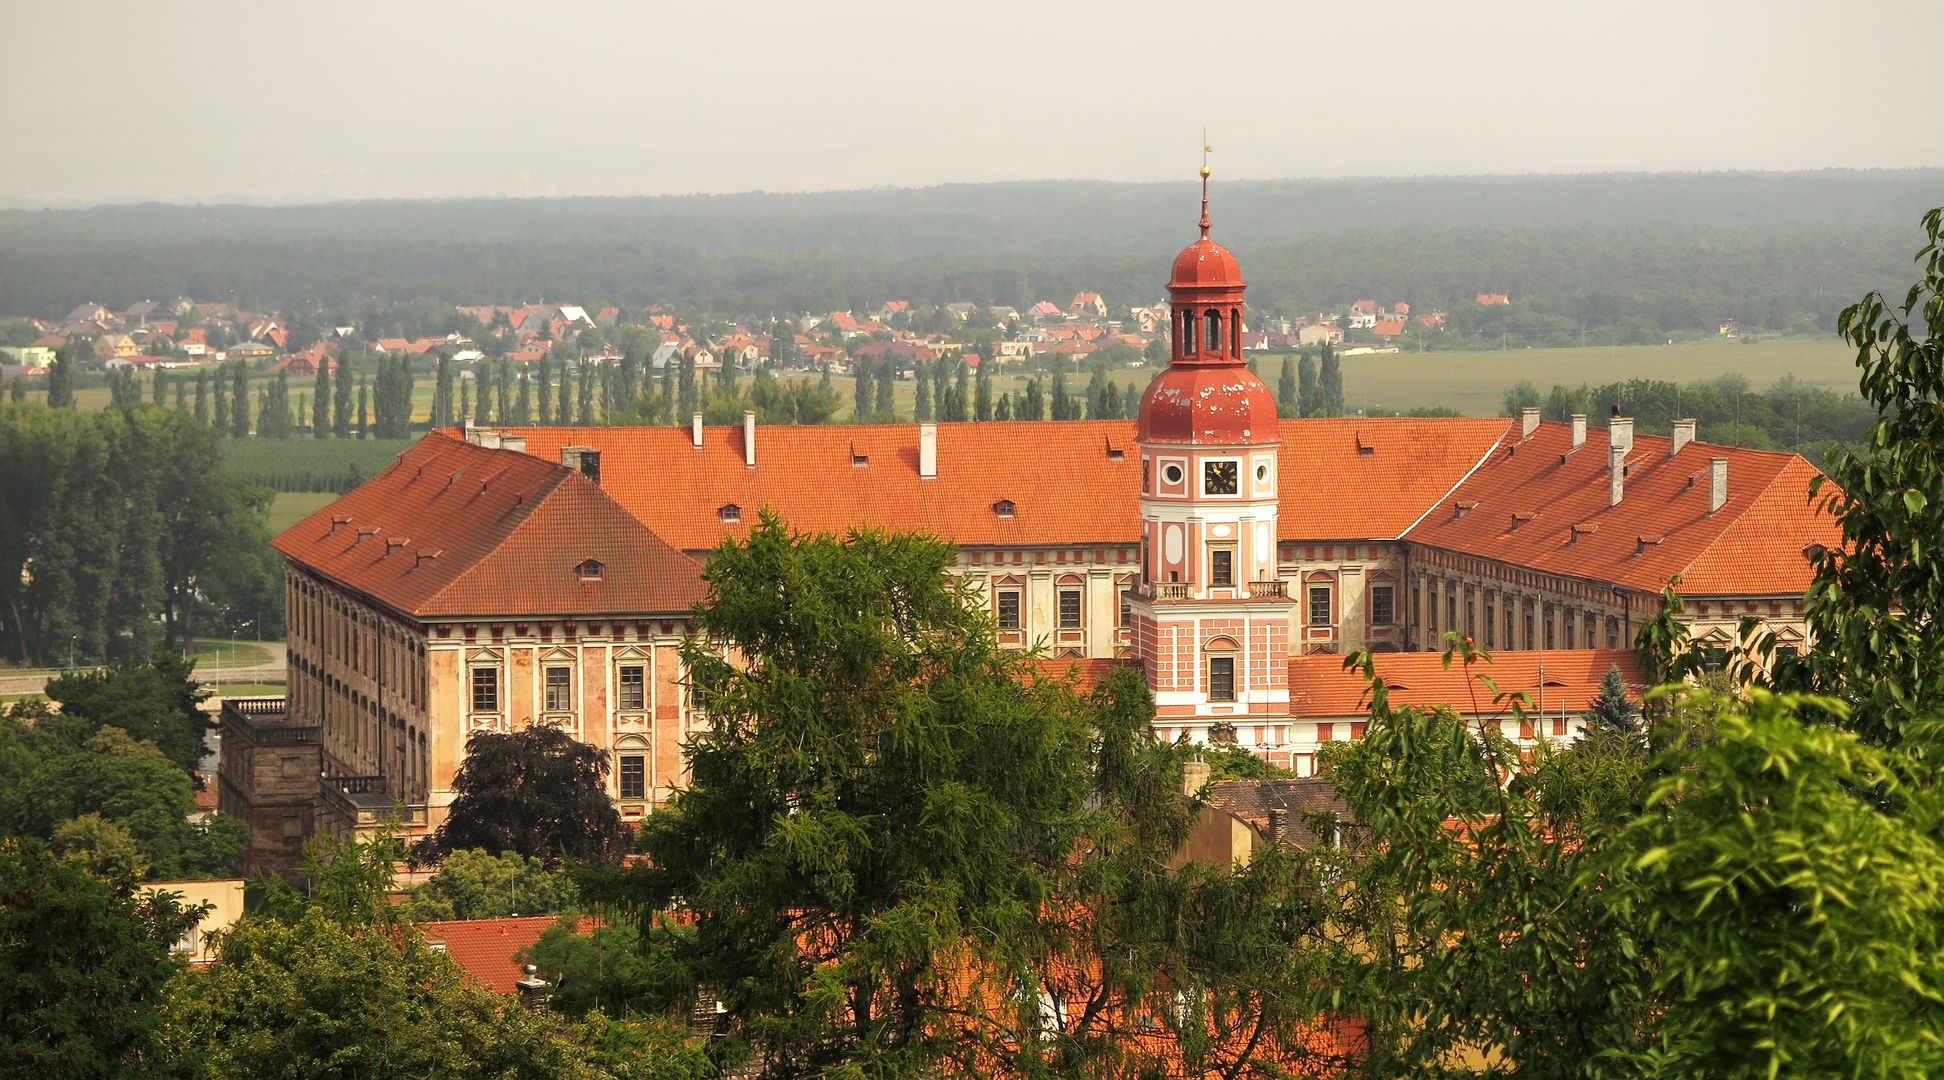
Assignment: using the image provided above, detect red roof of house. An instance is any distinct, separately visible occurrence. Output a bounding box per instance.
[272,435,706,619]
[498,418,1512,552]
[1288,648,1642,719]
[1371,318,1406,337]
[1024,657,1135,692]
[418,916,599,994]
[1403,420,1839,596]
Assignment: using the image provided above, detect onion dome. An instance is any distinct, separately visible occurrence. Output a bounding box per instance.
[1137,364,1279,444]
[1170,237,1244,290]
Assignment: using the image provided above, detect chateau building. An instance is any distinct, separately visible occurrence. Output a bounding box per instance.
[222,176,1843,860]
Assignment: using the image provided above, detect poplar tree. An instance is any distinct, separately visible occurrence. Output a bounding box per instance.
[1023,377,1045,420]
[1051,371,1074,420]
[356,375,368,438]
[995,391,1014,421]
[873,360,894,418]
[230,361,250,437]
[512,371,530,425]
[47,348,76,408]
[312,362,329,437]
[1319,341,1344,416]
[1298,352,1320,417]
[151,371,166,406]
[194,370,209,424]
[458,377,470,427]
[1278,356,1299,416]
[914,361,933,421]
[852,361,872,419]
[332,359,352,437]
[172,374,186,411]
[537,355,554,425]
[677,354,697,422]
[433,355,454,428]
[974,360,992,421]
[953,358,970,421]
[576,359,594,425]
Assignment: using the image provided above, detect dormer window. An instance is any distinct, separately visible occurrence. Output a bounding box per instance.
[993,499,1016,518]
[576,558,604,581]
[719,504,742,523]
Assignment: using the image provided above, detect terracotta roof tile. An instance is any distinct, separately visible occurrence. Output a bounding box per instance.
[1023,657,1135,692]
[1203,777,1349,848]
[418,915,598,994]
[1287,648,1642,719]
[1404,421,1839,596]
[272,435,706,619]
[499,418,1511,552]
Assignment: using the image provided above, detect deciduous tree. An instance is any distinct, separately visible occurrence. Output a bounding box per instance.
[413,726,628,867]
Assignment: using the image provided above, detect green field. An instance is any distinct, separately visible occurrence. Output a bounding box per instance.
[825,337,1861,420]
[269,491,337,533]
[207,682,286,696]
[190,641,274,668]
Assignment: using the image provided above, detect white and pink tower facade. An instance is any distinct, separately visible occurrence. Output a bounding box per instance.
[1130,169,1297,746]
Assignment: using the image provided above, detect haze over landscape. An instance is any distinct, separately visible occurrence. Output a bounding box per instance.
[4,0,1939,207]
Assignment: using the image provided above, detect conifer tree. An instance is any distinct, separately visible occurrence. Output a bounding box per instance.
[1582,664,1641,745]
[213,372,229,432]
[677,353,697,422]
[1087,367,1107,419]
[356,375,368,437]
[1023,377,1045,420]
[953,357,970,421]
[458,377,470,428]
[914,361,932,421]
[47,348,76,408]
[512,371,530,425]
[974,360,992,421]
[576,358,594,425]
[432,355,454,428]
[151,371,166,406]
[536,355,553,425]
[173,373,186,411]
[1298,352,1320,417]
[193,370,209,424]
[996,391,1013,421]
[1278,355,1299,416]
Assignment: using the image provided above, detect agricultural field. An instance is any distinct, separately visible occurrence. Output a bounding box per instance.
[268,491,338,533]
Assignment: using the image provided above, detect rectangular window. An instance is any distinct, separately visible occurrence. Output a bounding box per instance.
[1119,588,1133,628]
[544,666,572,712]
[1209,546,1234,587]
[1208,656,1236,701]
[1447,595,1458,636]
[997,591,1022,631]
[1565,618,1576,649]
[1485,604,1497,648]
[618,665,645,711]
[1308,586,1331,627]
[1370,584,1394,626]
[1607,617,1620,650]
[1058,588,1082,629]
[1524,610,1535,648]
[618,754,645,800]
[1544,609,1556,650]
[470,666,498,713]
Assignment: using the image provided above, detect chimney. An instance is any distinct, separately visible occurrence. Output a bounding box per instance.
[741,410,756,469]
[1266,808,1289,845]
[1521,406,1540,439]
[1181,758,1211,798]
[1671,418,1695,456]
[1609,413,1634,456]
[500,434,526,454]
[1609,444,1626,507]
[919,421,938,479]
[690,412,703,448]
[477,431,502,450]
[515,964,552,1010]
[1709,457,1728,513]
[1570,413,1587,449]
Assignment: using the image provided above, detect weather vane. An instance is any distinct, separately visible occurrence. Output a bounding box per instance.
[1199,131,1213,236]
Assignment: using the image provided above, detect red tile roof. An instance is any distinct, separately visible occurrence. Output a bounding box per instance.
[1024,657,1134,692]
[1288,648,1642,719]
[497,418,1511,552]
[1403,421,1839,595]
[272,435,706,618]
[418,916,598,994]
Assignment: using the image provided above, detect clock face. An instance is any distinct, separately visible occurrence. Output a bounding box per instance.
[1204,460,1239,495]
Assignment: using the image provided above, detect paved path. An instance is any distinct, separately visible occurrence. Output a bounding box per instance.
[0,640,287,699]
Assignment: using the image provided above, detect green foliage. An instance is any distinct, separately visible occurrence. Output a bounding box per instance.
[252,832,409,930]
[0,403,280,661]
[44,650,212,774]
[1581,663,1641,746]
[166,907,609,1079]
[405,847,580,921]
[521,915,661,1019]
[1808,207,1944,745]
[0,708,245,881]
[1198,742,1293,782]
[1509,371,1874,459]
[413,726,628,867]
[0,836,200,1077]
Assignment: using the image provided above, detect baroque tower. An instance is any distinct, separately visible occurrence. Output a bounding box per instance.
[1129,167,1296,745]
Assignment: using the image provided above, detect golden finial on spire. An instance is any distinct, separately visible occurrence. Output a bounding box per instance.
[1198,138,1213,238]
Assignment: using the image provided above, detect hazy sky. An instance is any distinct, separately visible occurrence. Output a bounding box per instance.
[4,0,1938,207]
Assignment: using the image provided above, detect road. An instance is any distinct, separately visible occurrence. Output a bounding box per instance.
[0,640,288,699]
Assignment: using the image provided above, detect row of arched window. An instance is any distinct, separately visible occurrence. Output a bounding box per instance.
[1174,305,1243,360]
